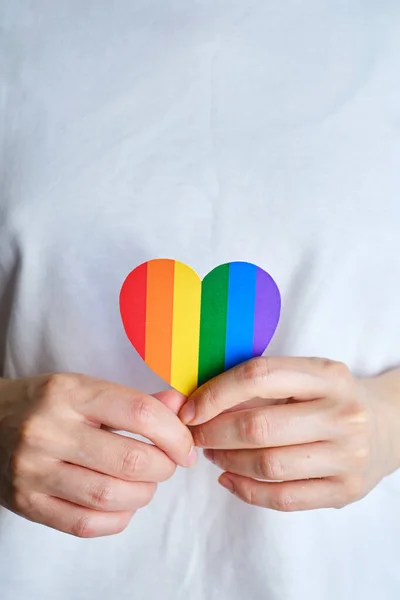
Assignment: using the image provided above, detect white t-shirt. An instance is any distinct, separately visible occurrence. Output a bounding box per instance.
[1,2,400,599]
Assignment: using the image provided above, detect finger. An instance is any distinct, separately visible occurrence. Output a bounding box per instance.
[192,399,335,449]
[152,390,187,415]
[62,426,176,482]
[79,386,197,468]
[40,462,156,511]
[222,396,290,414]
[179,356,352,425]
[204,442,343,481]
[31,494,133,537]
[218,474,344,510]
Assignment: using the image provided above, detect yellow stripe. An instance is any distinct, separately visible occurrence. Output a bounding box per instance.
[170,261,201,396]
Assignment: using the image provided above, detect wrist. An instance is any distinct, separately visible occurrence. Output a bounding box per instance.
[361,368,400,474]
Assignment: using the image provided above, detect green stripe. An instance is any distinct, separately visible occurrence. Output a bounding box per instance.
[198,263,230,387]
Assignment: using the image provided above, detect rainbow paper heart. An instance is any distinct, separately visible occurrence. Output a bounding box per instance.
[120,260,281,395]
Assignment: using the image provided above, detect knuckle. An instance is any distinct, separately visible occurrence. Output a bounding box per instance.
[349,439,371,469]
[241,483,258,506]
[12,451,29,476]
[20,418,47,451]
[343,476,365,504]
[12,490,26,513]
[330,470,367,508]
[337,400,370,434]
[321,359,351,380]
[211,449,229,470]
[120,446,148,478]
[319,359,356,392]
[13,490,38,516]
[200,380,220,409]
[86,483,114,509]
[257,450,284,480]
[352,440,372,470]
[129,398,155,426]
[241,411,271,446]
[39,373,75,400]
[238,357,272,384]
[11,455,47,500]
[270,489,297,512]
[70,514,94,538]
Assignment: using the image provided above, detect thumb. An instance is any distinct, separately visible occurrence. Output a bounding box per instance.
[152,389,187,415]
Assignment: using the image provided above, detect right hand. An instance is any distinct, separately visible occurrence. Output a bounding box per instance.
[0,373,196,537]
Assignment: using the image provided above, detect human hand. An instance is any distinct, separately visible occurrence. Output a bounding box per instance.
[179,357,400,511]
[0,374,196,536]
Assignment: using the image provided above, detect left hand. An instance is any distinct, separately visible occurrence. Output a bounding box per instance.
[179,357,400,511]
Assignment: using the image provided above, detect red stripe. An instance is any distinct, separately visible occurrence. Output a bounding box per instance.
[119,262,147,358]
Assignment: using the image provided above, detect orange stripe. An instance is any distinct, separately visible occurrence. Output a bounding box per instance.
[145,259,175,384]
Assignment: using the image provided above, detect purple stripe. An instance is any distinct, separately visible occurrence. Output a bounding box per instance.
[252,268,281,356]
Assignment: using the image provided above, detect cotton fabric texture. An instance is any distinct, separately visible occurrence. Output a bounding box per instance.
[1,2,400,599]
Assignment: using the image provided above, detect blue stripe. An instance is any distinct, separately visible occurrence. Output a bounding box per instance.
[224,262,257,370]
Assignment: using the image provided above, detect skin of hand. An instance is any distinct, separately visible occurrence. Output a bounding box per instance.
[0,374,196,537]
[179,357,400,511]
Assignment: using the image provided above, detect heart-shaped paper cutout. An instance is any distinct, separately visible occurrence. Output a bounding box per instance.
[120,260,281,395]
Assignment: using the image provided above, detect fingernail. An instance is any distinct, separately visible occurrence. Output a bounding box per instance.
[180,400,196,425]
[186,445,198,467]
[219,475,235,493]
[203,449,215,464]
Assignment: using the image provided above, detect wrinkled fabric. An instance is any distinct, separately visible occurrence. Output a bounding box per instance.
[1,2,400,599]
